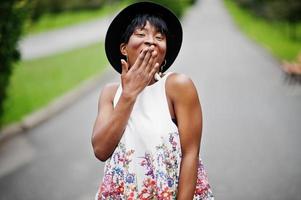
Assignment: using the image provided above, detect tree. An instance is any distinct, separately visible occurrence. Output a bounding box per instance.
[0,0,28,127]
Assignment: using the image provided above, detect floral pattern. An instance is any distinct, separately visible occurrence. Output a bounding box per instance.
[96,132,214,200]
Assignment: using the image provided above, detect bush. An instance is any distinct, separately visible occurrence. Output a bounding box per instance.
[0,0,28,127]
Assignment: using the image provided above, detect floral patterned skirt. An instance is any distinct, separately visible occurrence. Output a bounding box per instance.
[95,160,214,200]
[95,132,214,200]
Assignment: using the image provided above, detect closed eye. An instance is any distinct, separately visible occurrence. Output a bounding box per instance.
[155,34,165,41]
[135,33,145,37]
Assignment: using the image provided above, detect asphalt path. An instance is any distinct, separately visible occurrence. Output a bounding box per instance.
[1,0,301,199]
[19,16,112,60]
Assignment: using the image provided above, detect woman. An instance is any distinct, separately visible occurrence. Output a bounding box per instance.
[92,2,214,199]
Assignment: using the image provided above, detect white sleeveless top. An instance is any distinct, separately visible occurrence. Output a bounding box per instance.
[96,72,214,200]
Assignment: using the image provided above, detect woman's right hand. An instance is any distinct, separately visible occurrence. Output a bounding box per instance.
[120,45,160,99]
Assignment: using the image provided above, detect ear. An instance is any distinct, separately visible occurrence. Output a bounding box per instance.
[120,43,127,56]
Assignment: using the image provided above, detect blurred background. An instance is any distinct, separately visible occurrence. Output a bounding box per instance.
[0,0,197,131]
[0,0,300,199]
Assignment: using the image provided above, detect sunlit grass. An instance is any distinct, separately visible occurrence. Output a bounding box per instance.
[224,0,301,62]
[1,43,108,126]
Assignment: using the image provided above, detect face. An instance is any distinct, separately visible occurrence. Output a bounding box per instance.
[120,21,167,70]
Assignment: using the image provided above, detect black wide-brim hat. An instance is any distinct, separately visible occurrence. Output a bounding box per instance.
[105,1,183,74]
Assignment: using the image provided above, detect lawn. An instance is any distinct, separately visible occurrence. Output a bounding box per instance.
[224,0,301,62]
[1,43,108,126]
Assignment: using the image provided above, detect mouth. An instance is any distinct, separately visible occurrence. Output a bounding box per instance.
[140,45,156,54]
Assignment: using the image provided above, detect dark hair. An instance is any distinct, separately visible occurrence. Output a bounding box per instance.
[120,13,169,44]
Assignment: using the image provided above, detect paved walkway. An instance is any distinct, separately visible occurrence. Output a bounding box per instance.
[1,0,301,199]
[19,16,113,60]
[177,0,301,199]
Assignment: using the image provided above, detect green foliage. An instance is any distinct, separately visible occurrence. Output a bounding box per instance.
[265,0,301,22]
[224,0,301,62]
[0,0,29,127]
[233,0,301,39]
[26,0,196,35]
[25,1,128,35]
[29,0,123,21]
[29,0,197,17]
[234,0,266,15]
[265,0,301,39]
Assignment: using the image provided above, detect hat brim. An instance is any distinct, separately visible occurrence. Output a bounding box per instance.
[105,1,183,74]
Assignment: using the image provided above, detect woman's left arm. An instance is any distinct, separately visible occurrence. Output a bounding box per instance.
[168,73,203,200]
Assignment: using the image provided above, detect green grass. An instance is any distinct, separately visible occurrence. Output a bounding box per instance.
[1,43,108,126]
[224,0,301,62]
[24,1,130,35]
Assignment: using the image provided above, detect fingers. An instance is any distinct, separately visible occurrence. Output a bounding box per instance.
[131,47,149,71]
[139,47,153,71]
[129,45,160,81]
[149,62,160,79]
[121,59,129,76]
[132,46,156,71]
[145,49,158,73]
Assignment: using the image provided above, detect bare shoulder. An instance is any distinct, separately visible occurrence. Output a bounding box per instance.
[166,72,198,99]
[99,82,120,102]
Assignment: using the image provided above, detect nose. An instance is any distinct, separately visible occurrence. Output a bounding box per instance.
[144,35,156,46]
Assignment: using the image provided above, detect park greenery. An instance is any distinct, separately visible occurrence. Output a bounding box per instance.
[0,0,29,128]
[232,0,300,39]
[0,0,195,129]
[25,0,131,35]
[224,0,301,62]
[25,0,196,35]
[1,43,108,126]
[2,0,299,129]
[28,0,196,20]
